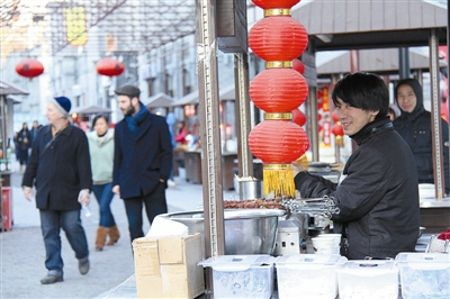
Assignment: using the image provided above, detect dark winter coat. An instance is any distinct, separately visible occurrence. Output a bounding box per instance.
[22,125,92,211]
[113,109,173,199]
[295,119,420,259]
[393,79,450,192]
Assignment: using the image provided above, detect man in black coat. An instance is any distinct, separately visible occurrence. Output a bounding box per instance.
[394,78,450,193]
[295,73,420,259]
[112,85,172,242]
[22,96,92,284]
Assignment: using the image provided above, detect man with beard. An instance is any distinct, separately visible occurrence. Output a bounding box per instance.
[112,85,172,242]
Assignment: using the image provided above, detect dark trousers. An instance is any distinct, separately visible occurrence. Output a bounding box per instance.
[92,183,116,227]
[40,209,89,274]
[123,183,167,242]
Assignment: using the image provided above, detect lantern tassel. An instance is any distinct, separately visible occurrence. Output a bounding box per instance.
[263,164,296,198]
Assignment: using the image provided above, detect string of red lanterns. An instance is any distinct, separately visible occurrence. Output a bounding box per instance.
[248,0,310,198]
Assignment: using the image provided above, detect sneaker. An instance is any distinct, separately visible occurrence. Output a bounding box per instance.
[40,273,63,285]
[167,179,176,187]
[78,257,90,275]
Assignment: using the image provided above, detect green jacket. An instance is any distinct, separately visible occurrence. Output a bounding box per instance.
[88,129,114,185]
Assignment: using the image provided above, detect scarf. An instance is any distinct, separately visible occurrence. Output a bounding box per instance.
[125,102,148,134]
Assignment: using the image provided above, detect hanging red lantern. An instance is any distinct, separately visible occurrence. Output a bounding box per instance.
[250,69,308,112]
[332,124,344,137]
[292,58,305,74]
[15,59,44,78]
[96,58,125,77]
[292,109,306,126]
[249,121,309,163]
[249,17,308,61]
[252,0,300,9]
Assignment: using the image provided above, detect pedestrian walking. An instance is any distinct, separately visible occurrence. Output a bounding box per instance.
[112,85,172,243]
[30,120,43,145]
[22,96,92,284]
[87,114,120,251]
[16,122,32,172]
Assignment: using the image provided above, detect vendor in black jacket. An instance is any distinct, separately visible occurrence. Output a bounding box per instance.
[393,78,450,193]
[295,73,420,259]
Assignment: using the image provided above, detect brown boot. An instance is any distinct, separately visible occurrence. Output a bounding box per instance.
[95,227,108,251]
[107,225,120,245]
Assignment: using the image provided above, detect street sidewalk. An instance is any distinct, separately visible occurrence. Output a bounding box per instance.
[0,162,235,299]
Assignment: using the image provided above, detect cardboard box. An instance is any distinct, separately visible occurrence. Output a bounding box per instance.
[133,234,205,298]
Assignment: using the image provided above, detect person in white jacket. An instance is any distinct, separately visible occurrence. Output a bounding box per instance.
[88,115,120,251]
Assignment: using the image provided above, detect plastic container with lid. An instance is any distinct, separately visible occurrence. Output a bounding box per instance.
[337,260,398,299]
[395,252,450,299]
[275,254,347,299]
[199,255,274,299]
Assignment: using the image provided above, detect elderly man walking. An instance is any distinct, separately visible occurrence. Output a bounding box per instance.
[22,96,92,284]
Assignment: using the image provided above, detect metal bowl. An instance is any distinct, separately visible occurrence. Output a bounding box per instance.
[160,209,286,255]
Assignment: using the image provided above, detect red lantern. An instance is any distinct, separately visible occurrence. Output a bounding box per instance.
[252,0,300,9]
[96,58,125,77]
[292,109,306,126]
[250,69,308,112]
[332,124,344,137]
[292,58,305,74]
[331,111,340,123]
[249,17,308,61]
[249,121,309,163]
[317,113,322,121]
[15,59,44,78]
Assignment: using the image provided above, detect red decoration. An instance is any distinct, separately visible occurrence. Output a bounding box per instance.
[332,124,344,136]
[249,17,308,61]
[292,109,306,126]
[317,113,322,121]
[250,69,308,112]
[96,58,125,77]
[15,59,44,78]
[292,58,305,74]
[331,111,340,123]
[249,121,309,163]
[252,0,300,9]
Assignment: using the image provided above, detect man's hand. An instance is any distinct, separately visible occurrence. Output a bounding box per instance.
[112,185,120,197]
[23,186,33,201]
[78,189,90,206]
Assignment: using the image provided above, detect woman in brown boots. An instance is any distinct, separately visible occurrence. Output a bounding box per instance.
[88,115,120,250]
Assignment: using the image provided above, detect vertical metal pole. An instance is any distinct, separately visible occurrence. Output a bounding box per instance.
[307,86,319,161]
[429,29,445,200]
[399,47,411,79]
[234,52,253,178]
[0,96,8,171]
[196,0,225,257]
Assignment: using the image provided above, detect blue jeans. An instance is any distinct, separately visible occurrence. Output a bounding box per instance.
[40,209,89,274]
[92,183,116,227]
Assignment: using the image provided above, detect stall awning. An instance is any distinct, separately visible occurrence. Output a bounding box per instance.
[173,84,236,106]
[72,105,112,115]
[293,0,447,50]
[145,93,174,108]
[317,48,448,75]
[0,80,29,96]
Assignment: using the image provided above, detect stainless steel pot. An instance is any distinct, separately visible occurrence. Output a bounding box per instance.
[160,209,286,255]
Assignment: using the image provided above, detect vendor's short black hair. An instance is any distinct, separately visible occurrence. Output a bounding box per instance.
[332,72,389,120]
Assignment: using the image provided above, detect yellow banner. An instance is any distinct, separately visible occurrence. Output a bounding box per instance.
[64,7,88,46]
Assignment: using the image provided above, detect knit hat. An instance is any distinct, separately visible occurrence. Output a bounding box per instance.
[115,85,140,98]
[52,96,72,116]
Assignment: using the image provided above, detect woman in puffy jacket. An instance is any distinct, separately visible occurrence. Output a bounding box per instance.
[393,78,450,194]
[88,115,120,251]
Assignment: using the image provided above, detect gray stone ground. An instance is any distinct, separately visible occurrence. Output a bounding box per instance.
[0,161,233,299]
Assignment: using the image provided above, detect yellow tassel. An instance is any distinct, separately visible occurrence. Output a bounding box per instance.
[263,164,296,198]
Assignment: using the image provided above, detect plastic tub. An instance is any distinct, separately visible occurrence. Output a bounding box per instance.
[396,253,450,299]
[337,260,398,299]
[199,255,274,299]
[275,254,347,299]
